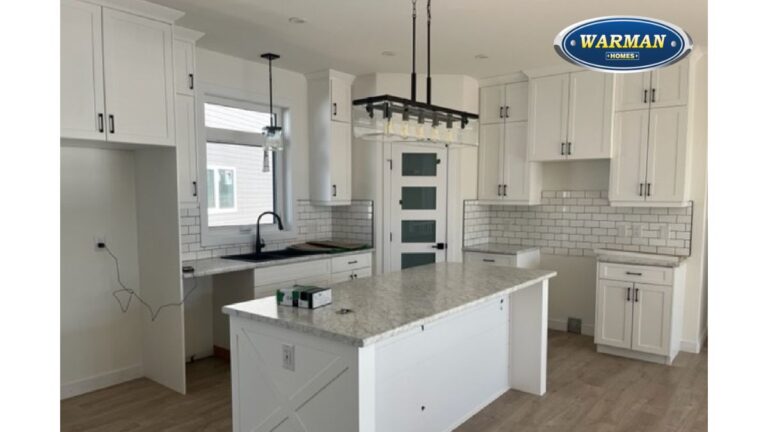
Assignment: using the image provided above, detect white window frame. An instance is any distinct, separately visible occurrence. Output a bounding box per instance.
[206,166,238,214]
[197,86,296,247]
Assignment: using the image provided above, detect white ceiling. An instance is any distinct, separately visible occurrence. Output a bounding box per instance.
[148,0,707,79]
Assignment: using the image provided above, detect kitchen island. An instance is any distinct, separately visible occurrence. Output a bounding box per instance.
[223,262,556,432]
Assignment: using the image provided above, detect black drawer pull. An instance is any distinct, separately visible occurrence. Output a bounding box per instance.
[482,259,496,263]
[348,260,358,265]
[626,271,643,276]
[626,287,631,302]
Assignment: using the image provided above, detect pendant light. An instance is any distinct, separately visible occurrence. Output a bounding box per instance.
[261,53,283,172]
[352,0,479,146]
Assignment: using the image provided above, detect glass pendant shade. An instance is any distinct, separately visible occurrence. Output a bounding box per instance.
[262,125,283,151]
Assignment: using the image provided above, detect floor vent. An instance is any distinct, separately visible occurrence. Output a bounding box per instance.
[567,318,582,334]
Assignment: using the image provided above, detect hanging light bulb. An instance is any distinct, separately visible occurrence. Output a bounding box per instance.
[262,149,270,173]
[260,52,283,172]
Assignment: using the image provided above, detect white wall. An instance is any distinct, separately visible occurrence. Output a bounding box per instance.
[60,146,143,397]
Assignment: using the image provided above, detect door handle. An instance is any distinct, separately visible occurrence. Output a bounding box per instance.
[651,88,656,103]
[626,287,631,302]
[189,73,194,90]
[505,106,510,118]
[97,113,104,133]
[497,185,502,196]
[108,114,115,134]
[634,288,639,302]
[646,183,652,197]
[348,260,358,265]
[431,243,446,250]
[332,184,337,197]
[332,102,338,117]
[643,89,648,103]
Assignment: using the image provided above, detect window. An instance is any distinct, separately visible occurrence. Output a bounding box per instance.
[201,97,284,236]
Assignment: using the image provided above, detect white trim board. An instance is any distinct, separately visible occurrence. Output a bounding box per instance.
[61,364,143,400]
[548,318,595,336]
[679,328,708,354]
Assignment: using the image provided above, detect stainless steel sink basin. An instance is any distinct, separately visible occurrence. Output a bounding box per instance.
[221,248,329,263]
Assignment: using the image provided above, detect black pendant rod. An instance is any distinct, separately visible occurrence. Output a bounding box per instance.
[261,53,280,127]
[426,0,432,105]
[410,0,417,103]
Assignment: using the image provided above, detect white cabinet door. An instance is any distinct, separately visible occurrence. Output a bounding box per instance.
[631,283,672,355]
[504,82,528,122]
[175,94,198,204]
[614,71,651,111]
[60,0,106,141]
[173,39,195,95]
[330,121,351,202]
[609,110,649,203]
[528,74,569,161]
[330,77,351,123]
[594,279,633,349]
[102,9,174,146]
[477,123,504,200]
[480,85,505,124]
[567,71,613,159]
[650,60,689,108]
[503,121,530,201]
[645,106,688,203]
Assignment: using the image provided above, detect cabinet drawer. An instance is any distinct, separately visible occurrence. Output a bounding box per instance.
[253,258,330,287]
[464,252,515,267]
[330,267,372,284]
[598,262,673,286]
[331,252,371,273]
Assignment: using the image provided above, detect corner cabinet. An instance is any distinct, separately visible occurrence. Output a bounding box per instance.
[609,58,696,207]
[173,27,204,206]
[60,0,178,146]
[594,262,685,365]
[308,70,355,206]
[477,81,542,204]
[527,71,613,161]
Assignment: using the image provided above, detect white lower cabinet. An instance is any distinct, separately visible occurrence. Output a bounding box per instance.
[594,262,685,364]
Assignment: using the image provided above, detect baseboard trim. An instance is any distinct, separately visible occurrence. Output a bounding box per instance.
[61,364,143,400]
[597,344,672,365]
[548,318,594,336]
[679,328,708,354]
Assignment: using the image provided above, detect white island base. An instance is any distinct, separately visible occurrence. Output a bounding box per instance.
[226,264,552,432]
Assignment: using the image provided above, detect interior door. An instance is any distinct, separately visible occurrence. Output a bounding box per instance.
[528,74,569,161]
[60,0,106,141]
[609,110,649,203]
[390,144,448,272]
[102,8,174,146]
[614,71,652,111]
[631,283,672,355]
[594,279,633,349]
[645,106,688,203]
[477,123,504,200]
[567,71,613,159]
[479,85,505,124]
[502,121,530,201]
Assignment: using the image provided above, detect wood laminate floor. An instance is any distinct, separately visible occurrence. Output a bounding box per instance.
[61,331,707,432]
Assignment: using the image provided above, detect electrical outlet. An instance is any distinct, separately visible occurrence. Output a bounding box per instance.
[282,344,295,371]
[94,235,106,251]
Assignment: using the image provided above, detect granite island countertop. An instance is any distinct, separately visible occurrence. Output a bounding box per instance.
[183,248,374,278]
[463,243,540,255]
[223,262,556,347]
[594,248,687,268]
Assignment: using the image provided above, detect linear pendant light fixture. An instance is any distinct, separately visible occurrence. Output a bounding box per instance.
[352,0,479,146]
[261,52,283,172]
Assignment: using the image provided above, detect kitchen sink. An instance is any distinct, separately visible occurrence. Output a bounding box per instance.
[221,248,329,263]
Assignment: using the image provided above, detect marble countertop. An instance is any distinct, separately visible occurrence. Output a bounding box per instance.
[463,243,540,256]
[223,262,556,347]
[594,248,687,268]
[183,248,375,278]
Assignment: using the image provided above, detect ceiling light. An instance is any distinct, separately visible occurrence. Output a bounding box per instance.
[381,51,396,57]
[288,17,306,24]
[475,54,489,60]
[352,0,479,146]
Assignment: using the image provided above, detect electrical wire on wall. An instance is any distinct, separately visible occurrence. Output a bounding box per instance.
[102,244,198,322]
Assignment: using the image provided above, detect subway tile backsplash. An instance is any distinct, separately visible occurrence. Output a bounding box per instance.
[464,190,693,257]
[180,199,373,261]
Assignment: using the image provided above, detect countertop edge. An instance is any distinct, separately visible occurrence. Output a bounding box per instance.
[462,244,540,256]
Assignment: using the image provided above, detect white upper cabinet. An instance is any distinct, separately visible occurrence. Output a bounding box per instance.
[567,71,614,159]
[477,81,540,205]
[61,0,178,147]
[102,8,174,146]
[173,39,195,96]
[528,71,613,161]
[528,74,569,161]
[308,70,355,205]
[330,77,351,123]
[61,0,106,141]
[614,72,651,111]
[609,57,695,207]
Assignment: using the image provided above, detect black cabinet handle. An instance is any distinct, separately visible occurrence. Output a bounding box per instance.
[651,88,656,103]
[332,184,337,197]
[192,181,198,197]
[646,183,652,197]
[626,287,631,302]
[643,89,648,103]
[497,185,502,196]
[97,113,104,133]
[505,106,510,118]
[108,114,115,134]
[482,258,496,263]
[634,288,639,302]
[561,142,565,155]
[639,183,644,197]
[626,271,643,276]
[348,260,358,265]
[567,142,572,155]
[189,73,194,90]
[499,106,504,119]
[503,184,507,196]
[332,102,338,117]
